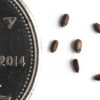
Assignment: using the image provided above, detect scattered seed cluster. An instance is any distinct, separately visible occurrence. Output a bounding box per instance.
[49,14,100,81]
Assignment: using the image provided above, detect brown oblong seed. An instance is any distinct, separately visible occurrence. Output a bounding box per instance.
[94,23,100,33]
[74,39,82,53]
[50,40,58,53]
[61,14,69,27]
[72,59,79,73]
[93,74,100,81]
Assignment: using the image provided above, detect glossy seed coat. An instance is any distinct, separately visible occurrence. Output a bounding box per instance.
[73,59,79,72]
[94,74,100,81]
[72,59,79,73]
[94,23,100,33]
[50,40,58,53]
[61,14,69,27]
[74,39,82,53]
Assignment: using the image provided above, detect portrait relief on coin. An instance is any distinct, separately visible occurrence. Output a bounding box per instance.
[0,0,39,100]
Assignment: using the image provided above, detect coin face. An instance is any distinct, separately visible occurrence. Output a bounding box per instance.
[0,0,39,100]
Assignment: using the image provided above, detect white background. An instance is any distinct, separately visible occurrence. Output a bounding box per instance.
[24,0,100,100]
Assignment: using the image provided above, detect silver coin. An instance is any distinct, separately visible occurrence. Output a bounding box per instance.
[0,0,39,100]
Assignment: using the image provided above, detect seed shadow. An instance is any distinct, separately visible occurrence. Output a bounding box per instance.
[91,75,98,82]
[91,75,100,81]
[48,41,52,53]
[92,23,100,33]
[58,15,63,28]
[70,59,75,73]
[91,76,95,81]
[70,40,75,53]
[92,24,96,33]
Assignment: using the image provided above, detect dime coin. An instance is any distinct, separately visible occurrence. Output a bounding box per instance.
[0,0,39,100]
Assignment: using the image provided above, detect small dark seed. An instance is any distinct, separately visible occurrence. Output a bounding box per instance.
[74,39,82,53]
[50,40,58,53]
[93,74,100,81]
[94,23,100,33]
[72,59,79,73]
[61,14,69,27]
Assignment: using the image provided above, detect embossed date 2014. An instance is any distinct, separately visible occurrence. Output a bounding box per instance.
[0,56,25,67]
